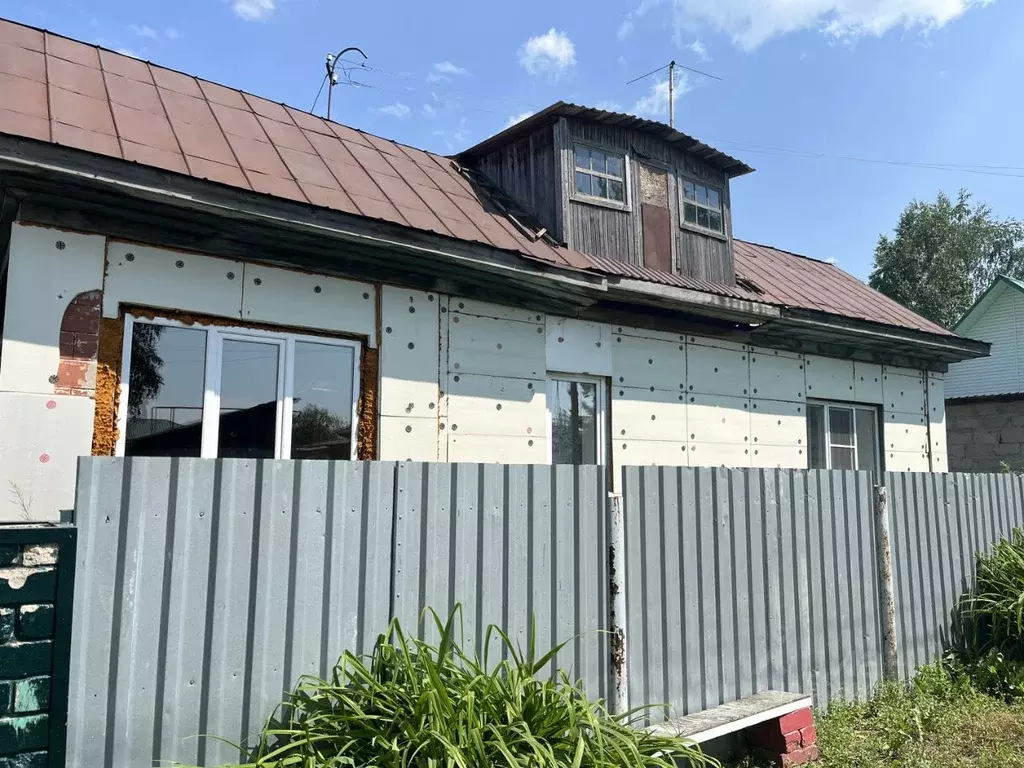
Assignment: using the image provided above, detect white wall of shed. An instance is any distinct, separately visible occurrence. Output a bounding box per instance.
[946,284,1021,399]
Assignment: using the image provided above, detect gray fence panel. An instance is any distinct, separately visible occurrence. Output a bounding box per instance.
[623,466,884,722]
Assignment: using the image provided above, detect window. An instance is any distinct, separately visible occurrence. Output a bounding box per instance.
[573,145,626,204]
[118,315,360,460]
[807,401,880,473]
[547,375,607,465]
[681,179,724,234]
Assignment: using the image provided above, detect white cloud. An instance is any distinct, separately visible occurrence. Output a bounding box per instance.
[434,61,469,76]
[518,28,576,76]
[232,0,275,21]
[631,73,692,118]
[824,257,838,264]
[618,16,635,39]
[130,24,158,39]
[117,48,141,58]
[505,111,535,128]
[422,103,438,118]
[595,100,623,112]
[687,38,710,60]
[650,0,995,51]
[377,102,411,118]
[426,73,447,84]
[165,27,181,40]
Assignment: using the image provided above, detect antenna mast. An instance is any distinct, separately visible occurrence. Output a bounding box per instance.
[668,60,675,128]
[325,46,367,121]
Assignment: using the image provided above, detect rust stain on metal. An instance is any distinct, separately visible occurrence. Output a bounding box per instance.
[92,316,124,456]
[358,346,379,460]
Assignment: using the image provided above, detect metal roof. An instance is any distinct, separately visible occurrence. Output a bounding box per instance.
[459,101,755,178]
[0,17,965,342]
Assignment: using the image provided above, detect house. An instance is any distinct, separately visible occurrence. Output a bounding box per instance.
[945,276,1024,471]
[0,19,988,522]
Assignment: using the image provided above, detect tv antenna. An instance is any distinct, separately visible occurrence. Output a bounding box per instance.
[324,46,368,121]
[625,60,721,128]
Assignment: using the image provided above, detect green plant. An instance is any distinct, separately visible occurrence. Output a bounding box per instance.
[197,607,714,768]
[959,528,1024,659]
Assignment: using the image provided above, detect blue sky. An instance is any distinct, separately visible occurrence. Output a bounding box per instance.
[9,0,1023,280]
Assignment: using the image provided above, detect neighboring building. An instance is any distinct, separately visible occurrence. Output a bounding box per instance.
[946,276,1024,471]
[0,19,987,521]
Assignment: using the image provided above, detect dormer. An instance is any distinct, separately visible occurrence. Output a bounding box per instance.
[459,102,754,287]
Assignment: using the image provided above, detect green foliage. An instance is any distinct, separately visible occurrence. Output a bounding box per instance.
[869,189,1024,329]
[196,607,713,768]
[959,527,1024,660]
[954,650,1024,703]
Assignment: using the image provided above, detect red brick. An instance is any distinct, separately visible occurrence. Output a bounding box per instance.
[799,725,816,747]
[778,708,813,734]
[748,722,801,753]
[57,359,94,389]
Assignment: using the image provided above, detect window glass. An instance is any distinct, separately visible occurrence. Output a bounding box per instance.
[680,180,724,232]
[609,180,624,202]
[807,404,826,469]
[707,188,721,210]
[590,150,607,174]
[831,446,855,470]
[292,342,355,459]
[695,185,708,206]
[574,146,591,169]
[829,407,854,445]
[606,155,623,177]
[593,176,607,198]
[575,171,591,196]
[125,324,207,457]
[684,203,697,224]
[550,379,599,465]
[218,339,280,459]
[573,144,626,203]
[709,212,723,232]
[856,409,879,474]
[697,208,709,228]
[683,180,695,201]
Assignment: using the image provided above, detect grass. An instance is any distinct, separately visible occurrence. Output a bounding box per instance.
[728,663,1024,768]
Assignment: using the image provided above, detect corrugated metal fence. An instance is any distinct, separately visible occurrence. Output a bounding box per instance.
[67,459,1024,766]
[68,458,607,768]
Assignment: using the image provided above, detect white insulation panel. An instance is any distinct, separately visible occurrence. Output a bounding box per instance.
[450,298,543,325]
[883,369,927,414]
[687,393,751,444]
[242,264,376,345]
[686,343,749,398]
[0,392,94,522]
[750,445,806,469]
[611,336,686,392]
[0,225,105,394]
[445,374,547,438]
[104,242,243,320]
[885,417,929,454]
[448,313,545,380]
[750,399,806,447]
[546,317,612,376]
[887,450,931,472]
[617,440,689,467]
[380,287,440,418]
[804,356,856,401]
[750,349,805,403]
[854,362,884,403]
[378,416,439,462]
[447,434,548,464]
[612,388,688,442]
[688,442,751,468]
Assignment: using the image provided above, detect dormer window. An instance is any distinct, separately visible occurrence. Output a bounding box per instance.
[574,145,626,204]
[681,179,724,234]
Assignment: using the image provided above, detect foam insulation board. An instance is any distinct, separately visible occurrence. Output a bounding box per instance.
[882,370,927,415]
[750,399,807,448]
[612,336,686,392]
[437,297,451,463]
[450,298,543,325]
[379,416,439,461]
[611,323,686,345]
[0,225,105,394]
[687,342,750,398]
[612,387,688,442]
[804,356,856,401]
[749,445,807,469]
[928,373,947,465]
[887,450,931,472]
[448,313,545,380]
[616,440,689,467]
[0,392,94,522]
[380,287,441,418]
[932,452,949,472]
[854,362,884,403]
[688,334,747,352]
[749,349,806,403]
[546,317,612,376]
[688,442,751,468]
[687,393,751,444]
[243,264,376,345]
[104,241,244,320]
[445,373,547,438]
[447,434,548,464]
[885,416,929,453]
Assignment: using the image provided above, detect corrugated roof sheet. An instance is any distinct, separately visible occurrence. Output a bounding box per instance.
[0,18,953,338]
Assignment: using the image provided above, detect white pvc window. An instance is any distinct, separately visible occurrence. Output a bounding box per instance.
[546,374,608,465]
[807,401,880,473]
[116,314,361,460]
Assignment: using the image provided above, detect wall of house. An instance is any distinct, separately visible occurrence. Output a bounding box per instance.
[945,284,1024,399]
[946,396,1024,472]
[556,118,735,284]
[474,128,559,239]
[0,222,942,521]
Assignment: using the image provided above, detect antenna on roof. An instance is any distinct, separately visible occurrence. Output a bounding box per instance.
[625,60,722,128]
[324,46,367,121]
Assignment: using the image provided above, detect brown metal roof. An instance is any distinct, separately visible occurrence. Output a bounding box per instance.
[733,240,954,336]
[459,102,755,179]
[0,18,952,339]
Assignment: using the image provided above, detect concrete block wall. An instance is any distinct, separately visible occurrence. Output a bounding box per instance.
[0,540,59,768]
[946,397,1024,472]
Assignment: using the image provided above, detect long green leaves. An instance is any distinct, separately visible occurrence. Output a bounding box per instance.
[959,528,1024,659]
[195,606,714,768]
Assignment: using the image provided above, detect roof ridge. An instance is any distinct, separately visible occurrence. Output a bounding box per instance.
[2,16,451,162]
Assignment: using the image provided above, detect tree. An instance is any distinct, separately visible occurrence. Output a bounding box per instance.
[869,190,1024,329]
[127,323,165,417]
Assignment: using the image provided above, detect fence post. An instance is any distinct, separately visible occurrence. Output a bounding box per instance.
[608,492,628,715]
[874,484,899,681]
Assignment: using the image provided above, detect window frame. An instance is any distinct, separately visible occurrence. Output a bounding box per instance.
[806,399,882,474]
[678,175,727,239]
[116,313,362,460]
[546,373,609,466]
[570,142,631,211]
